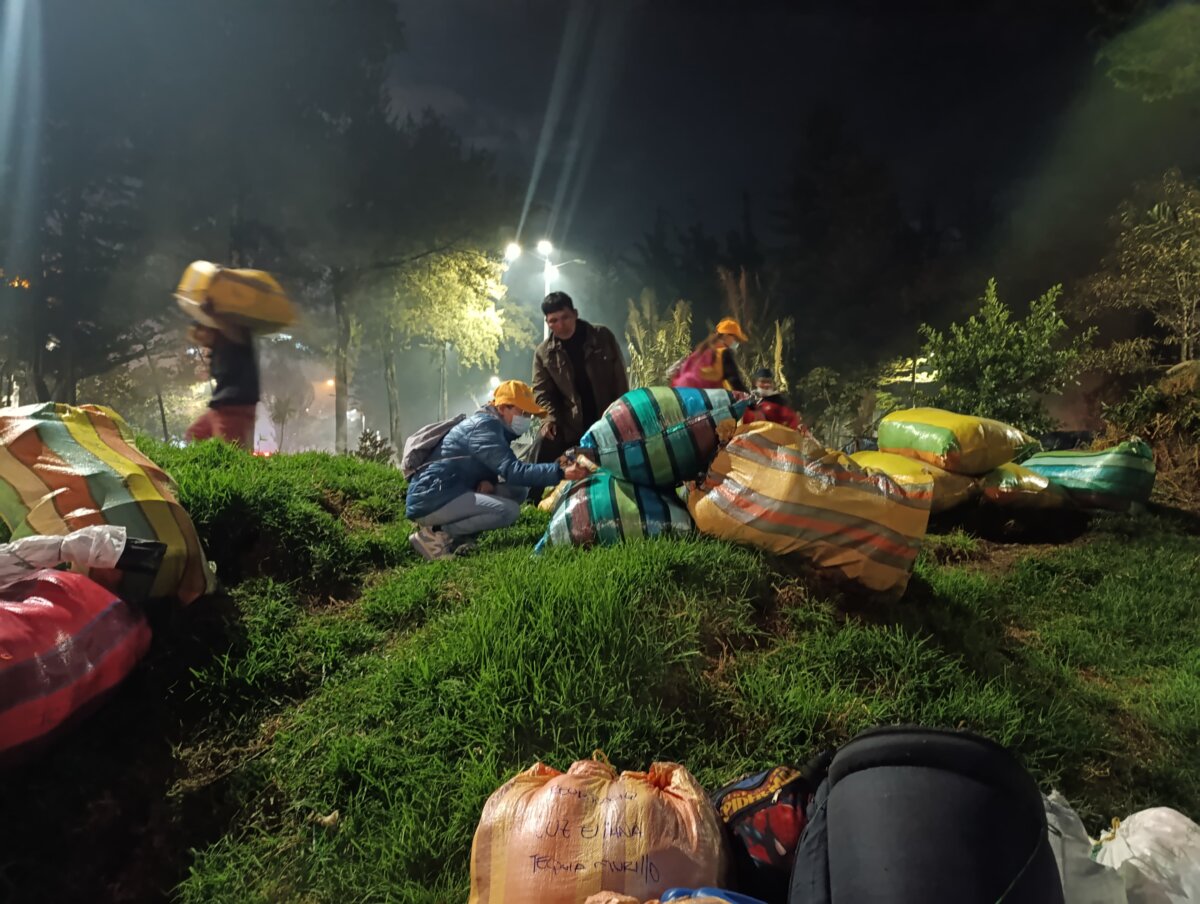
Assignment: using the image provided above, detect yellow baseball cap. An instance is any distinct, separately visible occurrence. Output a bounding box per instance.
[717,317,749,342]
[491,379,547,416]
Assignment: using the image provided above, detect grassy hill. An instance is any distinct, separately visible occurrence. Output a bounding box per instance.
[2,441,1199,902]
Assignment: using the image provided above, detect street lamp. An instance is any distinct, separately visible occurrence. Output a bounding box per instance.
[502,239,586,339]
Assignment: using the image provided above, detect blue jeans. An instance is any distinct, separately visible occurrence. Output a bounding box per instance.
[416,488,522,540]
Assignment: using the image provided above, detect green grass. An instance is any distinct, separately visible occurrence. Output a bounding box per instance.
[5,440,1200,903]
[138,437,414,589]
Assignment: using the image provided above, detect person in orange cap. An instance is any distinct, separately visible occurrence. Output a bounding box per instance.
[404,380,589,560]
[668,317,750,394]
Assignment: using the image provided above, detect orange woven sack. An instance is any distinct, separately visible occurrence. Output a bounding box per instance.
[470,755,728,904]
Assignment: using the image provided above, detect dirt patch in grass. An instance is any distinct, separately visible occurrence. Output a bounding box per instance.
[1005,623,1041,645]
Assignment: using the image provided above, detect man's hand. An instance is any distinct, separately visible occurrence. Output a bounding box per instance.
[540,420,557,439]
[562,463,589,482]
[476,480,496,494]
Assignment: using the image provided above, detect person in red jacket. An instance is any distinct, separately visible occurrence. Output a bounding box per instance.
[743,367,803,431]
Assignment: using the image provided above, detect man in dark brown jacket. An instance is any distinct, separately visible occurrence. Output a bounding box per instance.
[532,292,629,465]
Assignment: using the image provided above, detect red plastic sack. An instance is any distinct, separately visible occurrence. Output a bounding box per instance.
[0,570,151,761]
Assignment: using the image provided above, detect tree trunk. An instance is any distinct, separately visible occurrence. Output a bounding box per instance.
[62,335,78,406]
[439,342,449,420]
[49,336,77,405]
[911,335,920,408]
[142,345,170,441]
[31,351,51,403]
[333,269,351,454]
[382,325,402,451]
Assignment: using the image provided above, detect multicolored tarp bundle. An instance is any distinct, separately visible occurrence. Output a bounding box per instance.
[0,569,151,763]
[1022,438,1156,511]
[850,450,978,515]
[535,470,694,552]
[688,421,932,597]
[878,408,1038,476]
[979,462,1071,510]
[0,403,214,604]
[579,387,750,489]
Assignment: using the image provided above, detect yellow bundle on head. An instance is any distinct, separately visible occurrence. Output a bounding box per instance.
[175,260,296,335]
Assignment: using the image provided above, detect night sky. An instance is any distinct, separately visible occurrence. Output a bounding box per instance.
[382,0,1200,427]
[392,2,1102,250]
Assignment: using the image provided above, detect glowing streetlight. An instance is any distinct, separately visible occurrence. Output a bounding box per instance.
[488,375,501,389]
[504,242,522,262]
[325,378,335,387]
[536,239,554,257]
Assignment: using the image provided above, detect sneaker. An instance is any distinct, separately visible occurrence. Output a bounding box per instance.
[409,527,453,561]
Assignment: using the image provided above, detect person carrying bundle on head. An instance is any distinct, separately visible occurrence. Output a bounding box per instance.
[175,260,296,450]
[184,322,259,449]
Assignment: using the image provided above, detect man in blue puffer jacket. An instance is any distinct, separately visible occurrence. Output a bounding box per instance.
[406,380,589,560]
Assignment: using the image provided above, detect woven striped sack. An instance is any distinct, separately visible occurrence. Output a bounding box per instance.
[535,469,694,551]
[688,421,932,597]
[878,407,1039,476]
[0,403,214,604]
[579,387,750,489]
[1022,438,1155,511]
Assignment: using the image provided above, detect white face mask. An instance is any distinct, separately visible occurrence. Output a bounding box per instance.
[728,340,741,351]
[510,413,532,435]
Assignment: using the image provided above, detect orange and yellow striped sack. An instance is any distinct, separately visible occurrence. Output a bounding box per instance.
[688,421,932,597]
[469,756,728,903]
[0,403,214,605]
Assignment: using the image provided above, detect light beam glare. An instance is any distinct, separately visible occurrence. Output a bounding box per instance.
[0,0,42,272]
[515,0,589,242]
[556,2,631,248]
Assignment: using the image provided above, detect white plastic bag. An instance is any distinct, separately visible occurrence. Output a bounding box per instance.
[0,525,127,589]
[1095,808,1200,903]
[1044,791,1128,903]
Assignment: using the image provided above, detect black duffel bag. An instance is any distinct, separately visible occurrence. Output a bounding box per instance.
[790,725,1064,904]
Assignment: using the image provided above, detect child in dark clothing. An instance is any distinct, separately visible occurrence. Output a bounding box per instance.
[743,367,803,431]
[184,323,260,449]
